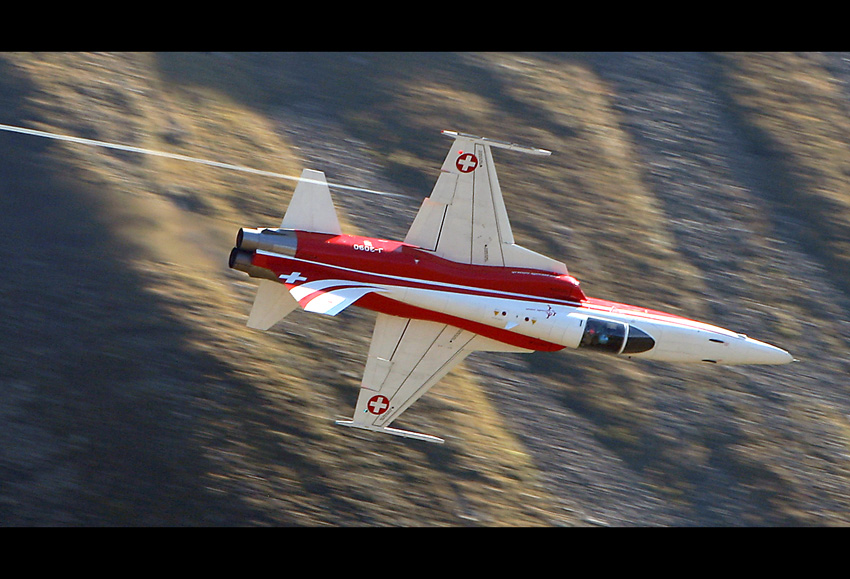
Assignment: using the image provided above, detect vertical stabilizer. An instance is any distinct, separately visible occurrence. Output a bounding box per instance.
[281,169,342,235]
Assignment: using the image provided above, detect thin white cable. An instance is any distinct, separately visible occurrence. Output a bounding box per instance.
[0,122,405,198]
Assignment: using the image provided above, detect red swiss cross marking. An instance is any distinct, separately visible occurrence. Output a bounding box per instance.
[367,395,390,415]
[456,152,478,173]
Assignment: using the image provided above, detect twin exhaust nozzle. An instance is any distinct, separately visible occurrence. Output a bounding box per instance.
[229,227,298,279]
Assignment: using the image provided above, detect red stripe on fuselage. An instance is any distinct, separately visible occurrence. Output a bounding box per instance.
[355,293,565,351]
[281,232,586,304]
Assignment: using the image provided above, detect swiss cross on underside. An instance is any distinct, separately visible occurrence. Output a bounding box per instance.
[456,152,478,173]
[367,395,390,415]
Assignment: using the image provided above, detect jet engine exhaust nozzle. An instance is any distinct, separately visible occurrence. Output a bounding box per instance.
[229,247,254,272]
[236,227,298,257]
[228,246,277,281]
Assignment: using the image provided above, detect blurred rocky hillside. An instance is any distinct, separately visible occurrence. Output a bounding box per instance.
[1,52,848,525]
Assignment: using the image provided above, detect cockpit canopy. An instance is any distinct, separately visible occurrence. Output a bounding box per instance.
[578,317,655,355]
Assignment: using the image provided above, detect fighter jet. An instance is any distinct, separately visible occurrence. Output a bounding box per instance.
[229,130,793,444]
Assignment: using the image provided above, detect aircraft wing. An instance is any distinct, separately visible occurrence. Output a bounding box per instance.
[336,312,530,443]
[404,131,568,274]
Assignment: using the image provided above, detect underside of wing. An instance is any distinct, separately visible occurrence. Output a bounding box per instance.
[404,131,568,274]
[337,312,530,443]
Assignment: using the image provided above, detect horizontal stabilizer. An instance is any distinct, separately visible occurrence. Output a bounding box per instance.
[247,279,299,330]
[335,420,445,444]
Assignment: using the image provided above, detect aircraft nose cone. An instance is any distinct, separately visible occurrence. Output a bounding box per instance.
[744,337,794,365]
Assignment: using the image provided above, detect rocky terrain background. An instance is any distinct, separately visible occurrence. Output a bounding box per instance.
[1,52,848,525]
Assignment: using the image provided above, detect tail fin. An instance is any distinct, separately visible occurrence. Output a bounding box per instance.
[280,169,342,235]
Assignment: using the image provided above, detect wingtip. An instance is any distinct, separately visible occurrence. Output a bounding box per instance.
[441,129,551,156]
[336,420,445,444]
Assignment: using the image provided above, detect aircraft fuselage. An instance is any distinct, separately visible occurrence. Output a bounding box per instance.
[231,229,793,366]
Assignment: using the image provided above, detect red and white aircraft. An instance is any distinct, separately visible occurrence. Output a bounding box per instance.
[230,130,793,444]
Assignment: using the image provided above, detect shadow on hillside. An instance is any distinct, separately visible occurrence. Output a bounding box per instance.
[0,141,268,524]
[0,61,342,525]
